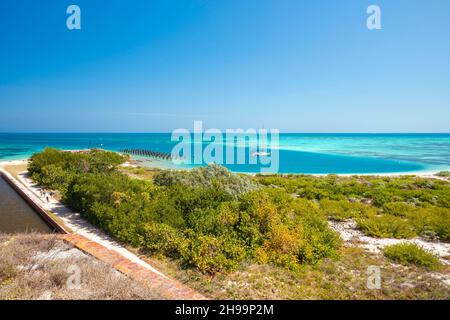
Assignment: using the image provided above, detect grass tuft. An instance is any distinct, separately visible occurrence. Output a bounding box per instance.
[383,243,441,269]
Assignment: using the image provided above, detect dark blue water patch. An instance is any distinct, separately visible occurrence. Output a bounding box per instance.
[221,149,424,174]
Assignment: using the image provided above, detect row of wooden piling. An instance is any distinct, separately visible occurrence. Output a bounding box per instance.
[121,149,172,160]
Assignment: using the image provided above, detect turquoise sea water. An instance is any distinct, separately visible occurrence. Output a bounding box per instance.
[0,133,449,174]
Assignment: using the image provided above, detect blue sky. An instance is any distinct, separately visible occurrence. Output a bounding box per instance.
[0,0,449,132]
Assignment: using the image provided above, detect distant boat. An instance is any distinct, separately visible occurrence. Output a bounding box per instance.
[251,151,270,157]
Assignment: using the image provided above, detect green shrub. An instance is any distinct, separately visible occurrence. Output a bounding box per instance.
[357,215,417,238]
[137,222,185,257]
[154,164,259,196]
[383,243,441,269]
[409,207,450,242]
[251,193,342,270]
[28,147,126,193]
[295,211,342,263]
[320,199,375,221]
[382,202,416,217]
[179,234,247,274]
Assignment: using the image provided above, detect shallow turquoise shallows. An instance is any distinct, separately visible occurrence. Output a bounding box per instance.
[0,133,449,174]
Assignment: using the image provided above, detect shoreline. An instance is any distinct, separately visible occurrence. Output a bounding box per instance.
[1,157,448,179]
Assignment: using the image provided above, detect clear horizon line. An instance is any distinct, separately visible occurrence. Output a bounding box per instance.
[1,131,450,135]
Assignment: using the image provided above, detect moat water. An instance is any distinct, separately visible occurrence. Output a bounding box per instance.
[0,176,51,233]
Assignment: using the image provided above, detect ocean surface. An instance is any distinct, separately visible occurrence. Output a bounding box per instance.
[0,133,449,174]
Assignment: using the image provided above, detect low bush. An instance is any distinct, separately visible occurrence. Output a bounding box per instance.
[179,234,247,274]
[153,164,259,196]
[382,202,416,217]
[137,222,185,257]
[255,174,450,209]
[383,243,441,269]
[28,148,126,196]
[409,207,450,241]
[356,215,417,239]
[320,199,375,221]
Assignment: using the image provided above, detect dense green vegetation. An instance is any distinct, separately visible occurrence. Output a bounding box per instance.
[256,175,450,241]
[28,148,126,195]
[383,243,441,269]
[153,165,259,197]
[28,148,340,274]
[28,149,449,274]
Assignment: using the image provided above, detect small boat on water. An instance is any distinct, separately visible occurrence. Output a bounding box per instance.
[251,151,270,157]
